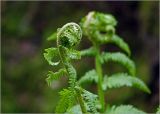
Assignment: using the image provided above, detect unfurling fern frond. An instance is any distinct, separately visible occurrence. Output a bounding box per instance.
[46,68,67,86]
[43,47,60,66]
[102,73,150,93]
[101,52,136,76]
[81,47,96,57]
[56,88,75,113]
[78,69,98,85]
[105,105,146,114]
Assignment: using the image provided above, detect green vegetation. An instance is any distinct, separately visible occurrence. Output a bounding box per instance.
[44,11,151,114]
[44,22,98,113]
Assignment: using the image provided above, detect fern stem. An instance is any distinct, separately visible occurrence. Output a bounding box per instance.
[58,47,87,113]
[94,44,105,112]
[75,87,87,114]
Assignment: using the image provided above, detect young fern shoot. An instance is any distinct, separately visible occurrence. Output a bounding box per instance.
[79,11,150,114]
[44,22,98,114]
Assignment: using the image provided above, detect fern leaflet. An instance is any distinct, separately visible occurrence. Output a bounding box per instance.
[81,47,96,57]
[102,73,150,93]
[56,88,75,113]
[105,105,146,114]
[108,35,131,56]
[43,47,60,66]
[46,68,67,86]
[81,88,98,113]
[101,52,136,76]
[66,105,82,114]
[78,69,98,85]
[66,48,81,60]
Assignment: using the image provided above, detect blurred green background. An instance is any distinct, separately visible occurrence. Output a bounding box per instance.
[1,1,159,113]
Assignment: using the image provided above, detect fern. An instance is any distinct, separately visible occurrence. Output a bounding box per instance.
[101,52,136,76]
[46,68,66,86]
[66,63,77,88]
[78,69,98,85]
[76,86,98,113]
[44,23,89,113]
[102,73,150,93]
[82,89,98,113]
[44,22,101,113]
[105,105,146,114]
[66,105,82,114]
[66,48,81,60]
[56,88,75,113]
[79,11,150,113]
[81,47,96,57]
[44,11,151,114]
[43,47,60,66]
[106,35,131,56]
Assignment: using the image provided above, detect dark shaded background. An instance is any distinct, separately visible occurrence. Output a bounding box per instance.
[1,1,159,113]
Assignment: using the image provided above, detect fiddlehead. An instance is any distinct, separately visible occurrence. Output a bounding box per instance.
[55,23,89,113]
[57,22,82,48]
[80,11,116,44]
[80,11,130,56]
[44,22,89,113]
[57,22,82,88]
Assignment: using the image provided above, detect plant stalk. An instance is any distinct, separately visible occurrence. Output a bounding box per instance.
[58,46,87,114]
[75,87,87,114]
[94,44,105,112]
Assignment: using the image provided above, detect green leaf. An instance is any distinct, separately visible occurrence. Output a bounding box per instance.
[78,69,98,85]
[101,52,136,76]
[105,105,146,114]
[82,89,98,113]
[102,73,150,93]
[108,35,131,56]
[66,105,82,114]
[81,47,96,57]
[43,47,60,66]
[47,32,57,41]
[66,48,81,60]
[46,68,66,86]
[56,88,75,113]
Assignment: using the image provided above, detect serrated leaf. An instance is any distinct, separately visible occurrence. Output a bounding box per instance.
[105,105,146,114]
[66,105,82,114]
[47,32,57,41]
[76,86,98,113]
[101,52,136,76]
[102,73,150,93]
[108,35,131,56]
[56,88,75,113]
[66,48,81,60]
[82,88,98,113]
[81,47,96,57]
[43,47,60,66]
[46,68,66,86]
[78,69,98,85]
